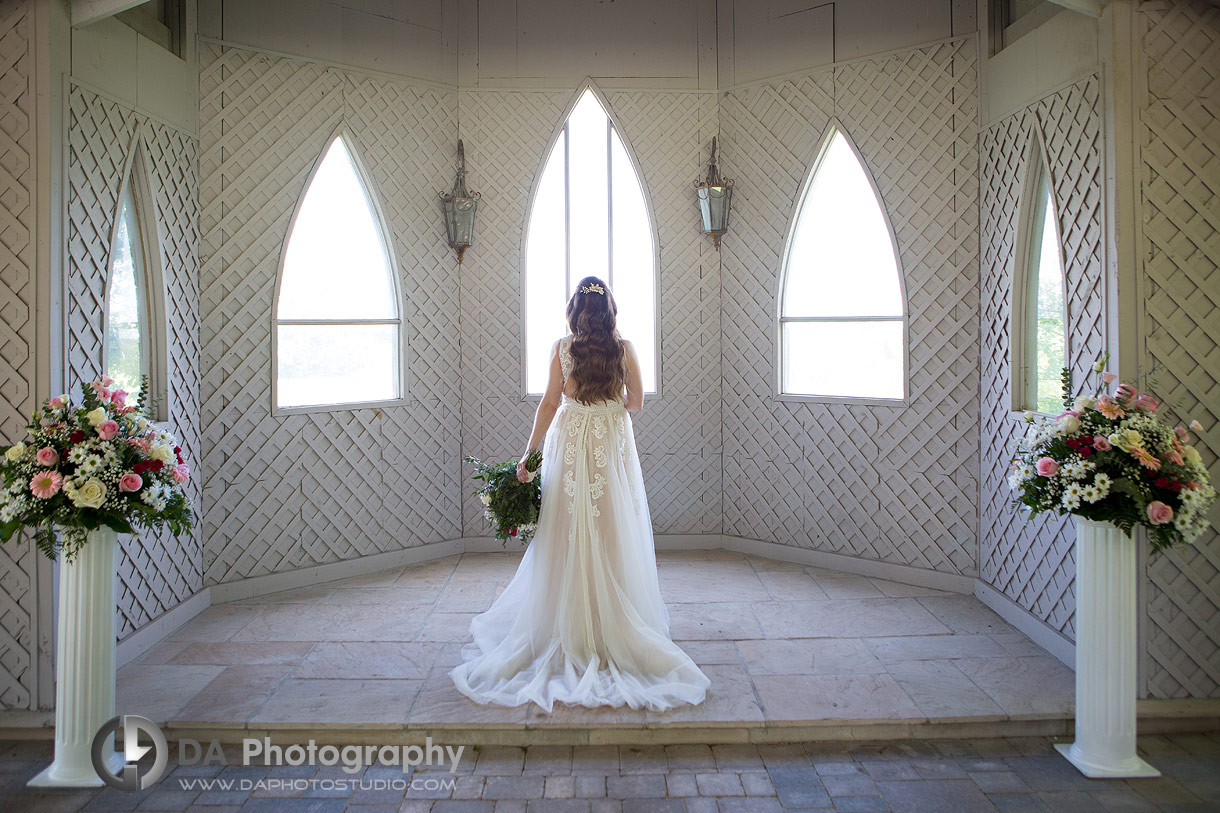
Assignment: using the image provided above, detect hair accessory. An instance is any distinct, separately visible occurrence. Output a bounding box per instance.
[579,282,606,295]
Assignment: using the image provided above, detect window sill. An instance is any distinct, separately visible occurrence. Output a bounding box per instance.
[776,392,909,409]
[272,397,410,418]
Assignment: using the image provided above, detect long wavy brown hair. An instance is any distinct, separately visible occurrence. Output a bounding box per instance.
[566,276,626,404]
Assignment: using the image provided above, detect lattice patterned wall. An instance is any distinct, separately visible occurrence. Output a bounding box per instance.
[1139,1,1220,698]
[198,45,461,583]
[456,88,722,537]
[66,84,203,639]
[978,77,1104,640]
[717,39,980,575]
[0,0,43,710]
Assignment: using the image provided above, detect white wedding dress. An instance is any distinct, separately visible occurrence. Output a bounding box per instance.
[450,336,710,712]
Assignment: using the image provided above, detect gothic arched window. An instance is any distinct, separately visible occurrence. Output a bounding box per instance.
[1013,135,1067,414]
[524,89,658,394]
[105,146,168,420]
[274,135,403,411]
[779,127,906,401]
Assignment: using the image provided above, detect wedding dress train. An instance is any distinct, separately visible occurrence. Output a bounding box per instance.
[450,337,709,712]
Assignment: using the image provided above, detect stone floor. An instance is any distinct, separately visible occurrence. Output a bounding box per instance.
[2,733,1218,811]
[109,549,1075,735]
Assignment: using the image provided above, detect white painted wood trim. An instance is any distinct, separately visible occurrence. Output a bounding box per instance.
[974,579,1076,667]
[115,590,211,668]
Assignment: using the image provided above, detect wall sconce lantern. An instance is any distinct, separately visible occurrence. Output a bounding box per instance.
[695,136,733,250]
[440,140,480,263]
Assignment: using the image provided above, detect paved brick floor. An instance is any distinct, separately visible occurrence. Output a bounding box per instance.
[2,733,1217,811]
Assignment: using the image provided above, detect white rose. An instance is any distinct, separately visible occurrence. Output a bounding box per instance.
[1073,395,1095,412]
[1058,413,1081,434]
[149,444,175,466]
[69,478,106,509]
[136,417,151,433]
[1184,445,1202,466]
[86,407,107,427]
[4,442,26,462]
[479,492,491,506]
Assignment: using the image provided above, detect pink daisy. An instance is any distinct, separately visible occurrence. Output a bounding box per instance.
[1130,447,1161,471]
[30,470,63,499]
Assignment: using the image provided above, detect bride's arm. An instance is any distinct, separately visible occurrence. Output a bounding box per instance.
[517,341,563,482]
[622,340,644,412]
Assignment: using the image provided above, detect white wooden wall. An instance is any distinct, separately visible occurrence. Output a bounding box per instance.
[1137,1,1220,698]
[0,0,47,711]
[65,83,203,640]
[198,44,462,582]
[718,38,980,575]
[978,76,1104,644]
[456,87,723,535]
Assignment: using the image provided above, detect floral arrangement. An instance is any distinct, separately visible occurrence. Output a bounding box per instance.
[464,450,542,545]
[1010,359,1215,553]
[0,378,194,561]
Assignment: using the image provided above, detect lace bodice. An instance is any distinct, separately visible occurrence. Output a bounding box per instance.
[559,334,574,384]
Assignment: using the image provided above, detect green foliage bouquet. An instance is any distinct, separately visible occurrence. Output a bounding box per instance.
[1010,359,1215,553]
[464,449,542,544]
[0,378,194,561]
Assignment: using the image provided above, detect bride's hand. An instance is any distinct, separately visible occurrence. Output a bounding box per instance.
[516,457,530,483]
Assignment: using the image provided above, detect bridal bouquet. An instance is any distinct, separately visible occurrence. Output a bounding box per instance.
[464,450,542,544]
[1009,360,1215,553]
[0,378,194,562]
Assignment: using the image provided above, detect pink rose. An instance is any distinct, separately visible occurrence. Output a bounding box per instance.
[118,472,143,492]
[1092,436,1112,452]
[171,464,189,484]
[48,397,65,410]
[1147,501,1173,525]
[111,390,128,407]
[96,420,120,441]
[1102,372,1117,384]
[1036,457,1060,477]
[35,447,59,467]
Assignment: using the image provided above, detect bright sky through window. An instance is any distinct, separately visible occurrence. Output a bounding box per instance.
[1024,171,1067,414]
[780,129,905,400]
[525,90,656,395]
[275,136,401,409]
[106,182,150,404]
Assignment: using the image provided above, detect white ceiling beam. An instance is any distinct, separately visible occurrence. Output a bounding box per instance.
[71,0,148,28]
[1047,0,1107,18]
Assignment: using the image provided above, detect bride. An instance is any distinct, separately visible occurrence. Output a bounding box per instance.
[450,276,710,712]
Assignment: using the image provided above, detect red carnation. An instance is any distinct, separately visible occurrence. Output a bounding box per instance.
[510,528,518,537]
[69,431,85,444]
[1155,477,1169,489]
[150,459,164,472]
[1079,447,1092,457]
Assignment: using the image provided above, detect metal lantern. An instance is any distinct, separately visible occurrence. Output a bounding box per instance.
[695,136,733,250]
[440,140,480,263]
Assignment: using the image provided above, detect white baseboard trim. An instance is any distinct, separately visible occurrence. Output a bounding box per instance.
[207,540,467,603]
[974,579,1075,668]
[116,590,212,667]
[720,535,976,594]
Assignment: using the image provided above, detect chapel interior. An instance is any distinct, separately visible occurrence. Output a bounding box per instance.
[0,0,1217,796]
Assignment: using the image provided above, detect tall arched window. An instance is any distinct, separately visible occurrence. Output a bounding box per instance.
[1013,136,1066,414]
[274,135,403,411]
[105,146,168,420]
[524,88,657,395]
[779,127,905,401]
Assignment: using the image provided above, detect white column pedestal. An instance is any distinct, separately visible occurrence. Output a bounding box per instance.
[28,528,126,787]
[1055,517,1160,778]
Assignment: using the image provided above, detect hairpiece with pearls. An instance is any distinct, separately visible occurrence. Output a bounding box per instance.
[579,282,606,295]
